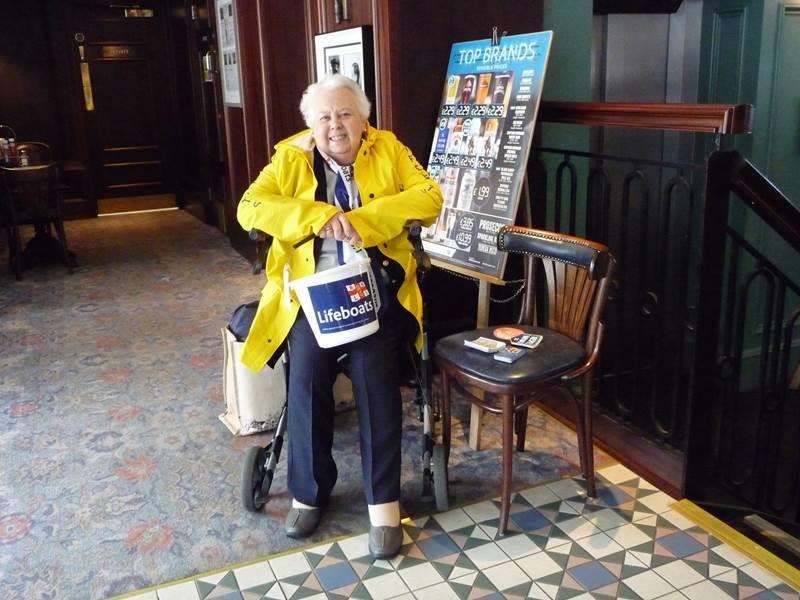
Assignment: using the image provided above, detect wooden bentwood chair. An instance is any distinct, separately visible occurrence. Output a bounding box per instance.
[0,163,73,279]
[434,226,615,534]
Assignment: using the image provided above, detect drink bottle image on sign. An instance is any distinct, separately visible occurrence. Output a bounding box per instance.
[456,170,476,210]
[445,75,460,104]
[461,118,477,155]
[491,72,514,110]
[476,73,492,104]
[446,118,463,154]
[434,118,449,154]
[442,167,459,209]
[460,75,476,103]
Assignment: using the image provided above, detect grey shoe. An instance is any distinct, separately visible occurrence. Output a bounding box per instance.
[284,507,322,539]
[369,525,403,559]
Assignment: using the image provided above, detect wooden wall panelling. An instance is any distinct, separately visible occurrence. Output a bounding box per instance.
[304,1,319,81]
[166,0,224,226]
[204,0,231,230]
[158,0,183,201]
[215,0,263,240]
[260,0,311,144]
[316,0,373,33]
[167,0,199,209]
[371,0,399,131]
[0,1,63,154]
[221,104,247,240]
[217,0,309,250]
[256,1,276,158]
[208,0,234,233]
[236,0,267,186]
[47,1,96,217]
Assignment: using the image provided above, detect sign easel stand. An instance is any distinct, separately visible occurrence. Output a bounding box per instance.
[467,171,533,450]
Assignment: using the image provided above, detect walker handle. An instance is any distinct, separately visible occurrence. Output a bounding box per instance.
[249,228,270,275]
[407,220,431,274]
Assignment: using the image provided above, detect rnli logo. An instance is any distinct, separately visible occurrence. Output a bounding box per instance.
[346,282,370,303]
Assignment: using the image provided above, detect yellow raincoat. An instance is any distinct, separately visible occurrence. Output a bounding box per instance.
[237,125,443,371]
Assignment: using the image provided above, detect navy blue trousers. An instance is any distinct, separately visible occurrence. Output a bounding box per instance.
[286,302,406,506]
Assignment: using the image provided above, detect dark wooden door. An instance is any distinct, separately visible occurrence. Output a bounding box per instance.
[67,1,175,200]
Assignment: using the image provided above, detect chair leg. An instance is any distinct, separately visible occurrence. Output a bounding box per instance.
[440,371,451,466]
[573,392,589,486]
[4,226,13,277]
[53,220,73,274]
[11,224,23,280]
[499,393,514,535]
[582,372,596,497]
[514,403,528,452]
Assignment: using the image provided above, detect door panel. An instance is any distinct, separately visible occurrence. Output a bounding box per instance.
[68,2,174,200]
[767,5,800,206]
[709,10,746,103]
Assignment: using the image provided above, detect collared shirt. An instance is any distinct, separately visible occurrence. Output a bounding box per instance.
[315,150,362,272]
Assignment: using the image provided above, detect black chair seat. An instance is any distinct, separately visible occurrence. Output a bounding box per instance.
[435,325,586,386]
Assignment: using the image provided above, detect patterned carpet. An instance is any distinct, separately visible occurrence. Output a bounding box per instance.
[0,211,608,599]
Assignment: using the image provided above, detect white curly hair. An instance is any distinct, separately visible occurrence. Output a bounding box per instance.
[299,74,371,127]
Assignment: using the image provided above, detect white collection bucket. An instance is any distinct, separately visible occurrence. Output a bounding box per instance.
[289,256,381,348]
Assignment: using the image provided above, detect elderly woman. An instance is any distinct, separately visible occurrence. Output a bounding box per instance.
[237,74,442,558]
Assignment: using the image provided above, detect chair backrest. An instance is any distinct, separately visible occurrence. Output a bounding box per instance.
[1,163,61,223]
[497,226,615,349]
[16,142,52,166]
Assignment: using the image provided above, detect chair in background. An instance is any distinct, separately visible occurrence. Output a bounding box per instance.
[16,141,52,166]
[0,163,73,279]
[434,226,615,534]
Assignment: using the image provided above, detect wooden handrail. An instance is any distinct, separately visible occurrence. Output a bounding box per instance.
[723,151,800,254]
[539,101,753,134]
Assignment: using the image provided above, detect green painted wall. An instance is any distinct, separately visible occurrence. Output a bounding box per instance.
[754,1,800,208]
[698,0,800,390]
[539,0,593,233]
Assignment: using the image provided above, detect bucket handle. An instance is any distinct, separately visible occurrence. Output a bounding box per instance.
[365,259,381,316]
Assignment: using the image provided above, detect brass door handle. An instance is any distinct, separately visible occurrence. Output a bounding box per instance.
[77,43,94,111]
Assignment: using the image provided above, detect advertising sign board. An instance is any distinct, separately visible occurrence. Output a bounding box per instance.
[422,32,553,281]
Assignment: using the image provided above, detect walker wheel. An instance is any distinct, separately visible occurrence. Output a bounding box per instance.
[432,445,450,512]
[242,445,270,512]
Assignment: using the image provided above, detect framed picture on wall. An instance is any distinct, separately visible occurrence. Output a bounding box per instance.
[215,0,242,106]
[314,26,375,120]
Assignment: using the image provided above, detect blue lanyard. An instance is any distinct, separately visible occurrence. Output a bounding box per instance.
[334,172,350,265]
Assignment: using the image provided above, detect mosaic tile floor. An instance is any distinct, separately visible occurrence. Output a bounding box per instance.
[119,464,799,600]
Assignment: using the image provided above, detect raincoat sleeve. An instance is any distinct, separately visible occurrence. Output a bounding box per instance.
[347,142,443,248]
[237,153,339,242]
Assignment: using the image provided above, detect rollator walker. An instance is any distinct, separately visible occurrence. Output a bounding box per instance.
[240,221,450,514]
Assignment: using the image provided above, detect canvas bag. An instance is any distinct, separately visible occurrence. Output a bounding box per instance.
[219,302,355,436]
[219,326,285,435]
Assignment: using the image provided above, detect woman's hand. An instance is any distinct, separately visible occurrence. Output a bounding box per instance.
[320,212,363,249]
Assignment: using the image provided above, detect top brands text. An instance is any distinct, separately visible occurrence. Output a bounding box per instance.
[456,43,539,66]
